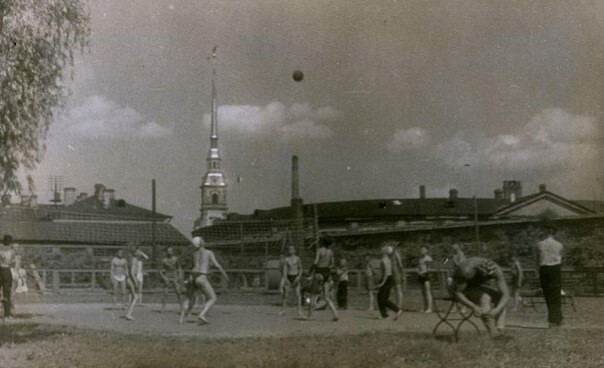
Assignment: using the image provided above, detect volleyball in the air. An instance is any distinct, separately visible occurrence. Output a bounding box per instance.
[292,70,304,82]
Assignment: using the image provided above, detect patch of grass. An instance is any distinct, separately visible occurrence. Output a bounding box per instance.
[0,323,71,347]
[2,323,604,367]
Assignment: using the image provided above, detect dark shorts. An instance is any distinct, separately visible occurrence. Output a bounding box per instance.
[286,274,300,285]
[463,285,503,306]
[187,272,208,290]
[163,277,179,287]
[417,273,430,284]
[316,267,331,282]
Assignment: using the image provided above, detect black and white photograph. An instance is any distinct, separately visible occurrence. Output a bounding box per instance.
[1,1,603,367]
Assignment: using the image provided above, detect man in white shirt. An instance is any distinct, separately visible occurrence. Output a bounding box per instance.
[536,225,563,327]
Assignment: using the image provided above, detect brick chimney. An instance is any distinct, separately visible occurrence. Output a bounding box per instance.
[539,184,547,193]
[449,188,458,200]
[30,195,38,208]
[64,187,77,206]
[103,189,115,209]
[94,184,105,201]
[502,180,522,202]
[419,185,426,199]
[494,189,503,200]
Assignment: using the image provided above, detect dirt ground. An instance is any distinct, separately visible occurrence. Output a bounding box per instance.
[1,293,604,367]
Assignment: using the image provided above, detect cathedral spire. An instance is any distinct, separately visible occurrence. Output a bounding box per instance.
[195,46,228,230]
[210,67,218,149]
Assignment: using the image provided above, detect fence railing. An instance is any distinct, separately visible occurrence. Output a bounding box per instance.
[21,267,604,296]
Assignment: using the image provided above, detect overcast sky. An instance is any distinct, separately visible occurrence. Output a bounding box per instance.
[22,0,604,234]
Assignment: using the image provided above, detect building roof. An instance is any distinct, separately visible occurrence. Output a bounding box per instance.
[575,200,604,214]
[56,196,171,221]
[230,191,604,225]
[248,197,511,222]
[0,203,188,246]
[494,191,597,217]
[0,220,188,245]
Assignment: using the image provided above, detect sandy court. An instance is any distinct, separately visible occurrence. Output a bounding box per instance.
[2,299,604,368]
[12,301,595,339]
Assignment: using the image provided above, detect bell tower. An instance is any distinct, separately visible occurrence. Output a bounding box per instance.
[195,59,228,228]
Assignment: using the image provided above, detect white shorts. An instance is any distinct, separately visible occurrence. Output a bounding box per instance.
[112,274,126,282]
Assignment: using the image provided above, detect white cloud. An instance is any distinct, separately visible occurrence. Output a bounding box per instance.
[387,127,431,153]
[203,101,338,141]
[434,108,602,171]
[280,119,333,140]
[59,95,172,140]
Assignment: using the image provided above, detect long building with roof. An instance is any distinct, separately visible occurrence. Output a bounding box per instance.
[0,183,190,268]
[226,181,602,234]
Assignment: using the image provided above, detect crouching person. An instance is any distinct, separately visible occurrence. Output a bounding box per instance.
[450,257,510,338]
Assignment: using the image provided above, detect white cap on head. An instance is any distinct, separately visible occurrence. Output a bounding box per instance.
[192,236,204,248]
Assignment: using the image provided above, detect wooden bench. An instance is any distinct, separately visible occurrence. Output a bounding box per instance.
[520,278,578,312]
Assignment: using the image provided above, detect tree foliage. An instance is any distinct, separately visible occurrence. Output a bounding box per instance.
[0,0,90,198]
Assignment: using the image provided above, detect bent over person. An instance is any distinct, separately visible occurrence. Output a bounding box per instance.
[180,236,229,324]
[450,257,510,337]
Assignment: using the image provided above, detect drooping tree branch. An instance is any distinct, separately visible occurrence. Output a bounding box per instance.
[0,0,90,198]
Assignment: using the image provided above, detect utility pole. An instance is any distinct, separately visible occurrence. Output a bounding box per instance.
[152,179,159,267]
[473,195,480,255]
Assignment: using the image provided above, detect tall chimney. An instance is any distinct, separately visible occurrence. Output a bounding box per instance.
[449,188,458,200]
[419,185,426,199]
[290,156,304,248]
[64,187,77,206]
[103,189,115,209]
[94,183,105,200]
[291,156,300,200]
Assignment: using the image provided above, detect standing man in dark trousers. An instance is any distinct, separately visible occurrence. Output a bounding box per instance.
[0,235,16,319]
[536,225,564,327]
[376,244,403,321]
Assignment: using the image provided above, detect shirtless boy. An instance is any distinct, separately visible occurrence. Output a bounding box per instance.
[376,244,403,320]
[110,250,128,308]
[390,243,405,309]
[450,257,510,337]
[279,246,303,317]
[416,246,433,313]
[308,236,339,321]
[179,236,229,324]
[159,247,183,312]
[124,248,143,320]
[130,247,149,304]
